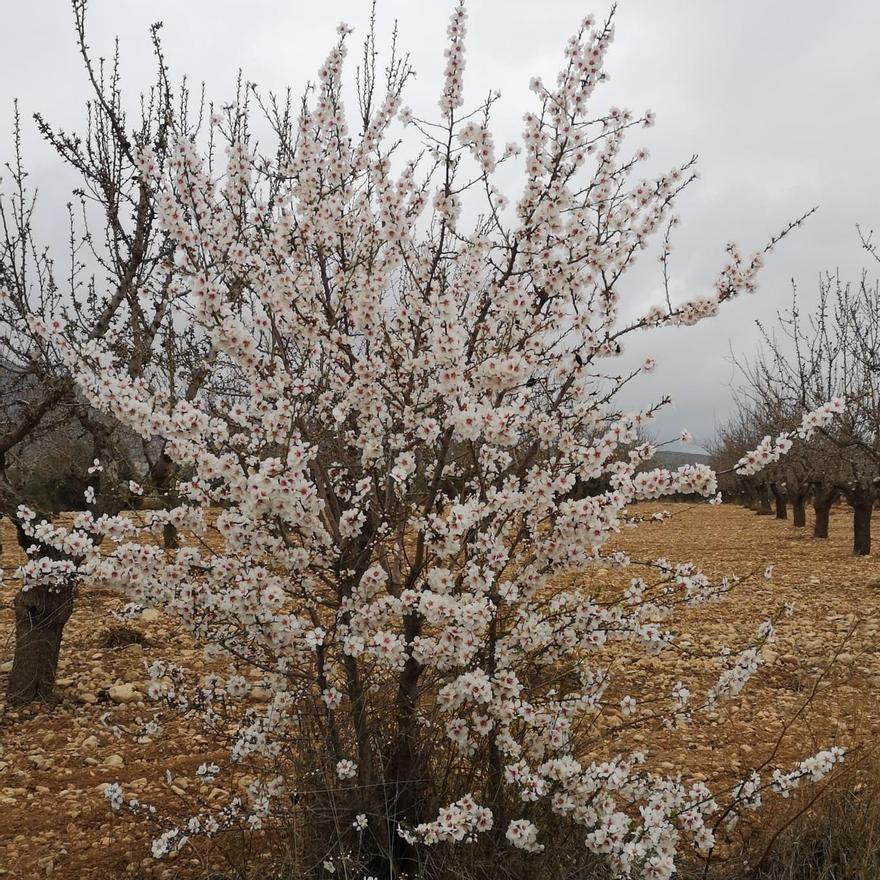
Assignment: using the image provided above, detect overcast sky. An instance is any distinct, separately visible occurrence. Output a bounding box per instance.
[2,0,879,449]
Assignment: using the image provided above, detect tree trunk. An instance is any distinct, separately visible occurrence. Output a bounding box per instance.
[813,501,831,538]
[770,483,787,519]
[757,485,773,516]
[792,495,807,528]
[388,611,425,877]
[4,513,83,707]
[162,522,179,549]
[811,484,838,539]
[149,447,179,549]
[853,503,872,556]
[6,582,74,705]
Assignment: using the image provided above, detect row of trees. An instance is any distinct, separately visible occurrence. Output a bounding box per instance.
[712,251,880,555]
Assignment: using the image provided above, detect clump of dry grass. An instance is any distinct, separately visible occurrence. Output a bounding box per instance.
[247,771,880,880]
[745,771,880,880]
[672,757,880,880]
[99,624,149,649]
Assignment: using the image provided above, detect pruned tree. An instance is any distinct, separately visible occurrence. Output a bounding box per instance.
[0,1,198,703]
[734,268,880,554]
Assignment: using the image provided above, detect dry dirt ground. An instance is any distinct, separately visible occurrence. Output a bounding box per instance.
[1,503,879,879]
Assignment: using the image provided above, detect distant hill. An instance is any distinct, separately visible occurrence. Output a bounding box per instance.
[651,450,712,469]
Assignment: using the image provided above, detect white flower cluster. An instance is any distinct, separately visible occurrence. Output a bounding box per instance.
[707,619,775,705]
[458,121,496,173]
[506,818,543,852]
[406,793,493,845]
[335,759,358,780]
[735,399,845,475]
[439,4,467,113]
[771,747,845,797]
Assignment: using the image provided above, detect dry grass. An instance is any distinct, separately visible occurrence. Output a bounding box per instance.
[748,767,880,880]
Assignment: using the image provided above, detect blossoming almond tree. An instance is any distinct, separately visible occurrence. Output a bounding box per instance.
[20,5,839,877]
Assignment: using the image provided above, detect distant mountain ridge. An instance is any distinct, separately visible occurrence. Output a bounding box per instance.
[651,450,712,469]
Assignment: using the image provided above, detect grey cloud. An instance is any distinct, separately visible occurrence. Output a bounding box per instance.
[2,0,878,446]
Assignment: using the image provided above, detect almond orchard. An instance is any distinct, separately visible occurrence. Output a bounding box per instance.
[1,3,876,880]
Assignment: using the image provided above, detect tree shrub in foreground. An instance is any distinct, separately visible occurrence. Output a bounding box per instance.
[14,4,846,877]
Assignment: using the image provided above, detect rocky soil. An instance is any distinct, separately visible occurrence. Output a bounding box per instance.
[1,502,879,879]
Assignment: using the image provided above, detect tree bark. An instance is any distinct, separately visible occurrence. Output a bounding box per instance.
[812,484,838,539]
[388,611,425,877]
[770,482,787,519]
[6,582,74,705]
[146,446,180,548]
[813,501,831,538]
[792,495,807,528]
[162,522,180,549]
[3,513,85,706]
[838,483,875,556]
[853,503,872,556]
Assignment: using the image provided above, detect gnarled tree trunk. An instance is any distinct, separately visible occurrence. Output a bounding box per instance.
[3,513,88,706]
[853,502,872,556]
[6,581,74,705]
[813,503,831,538]
[785,470,807,528]
[387,611,426,877]
[812,484,838,539]
[149,447,180,549]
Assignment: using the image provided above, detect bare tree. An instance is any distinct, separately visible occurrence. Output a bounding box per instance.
[732,266,880,554]
[0,1,192,703]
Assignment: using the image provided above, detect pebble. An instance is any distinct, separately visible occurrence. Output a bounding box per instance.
[251,686,271,702]
[28,754,51,771]
[108,683,140,704]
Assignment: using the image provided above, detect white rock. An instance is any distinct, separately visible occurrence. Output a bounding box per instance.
[108,683,139,704]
